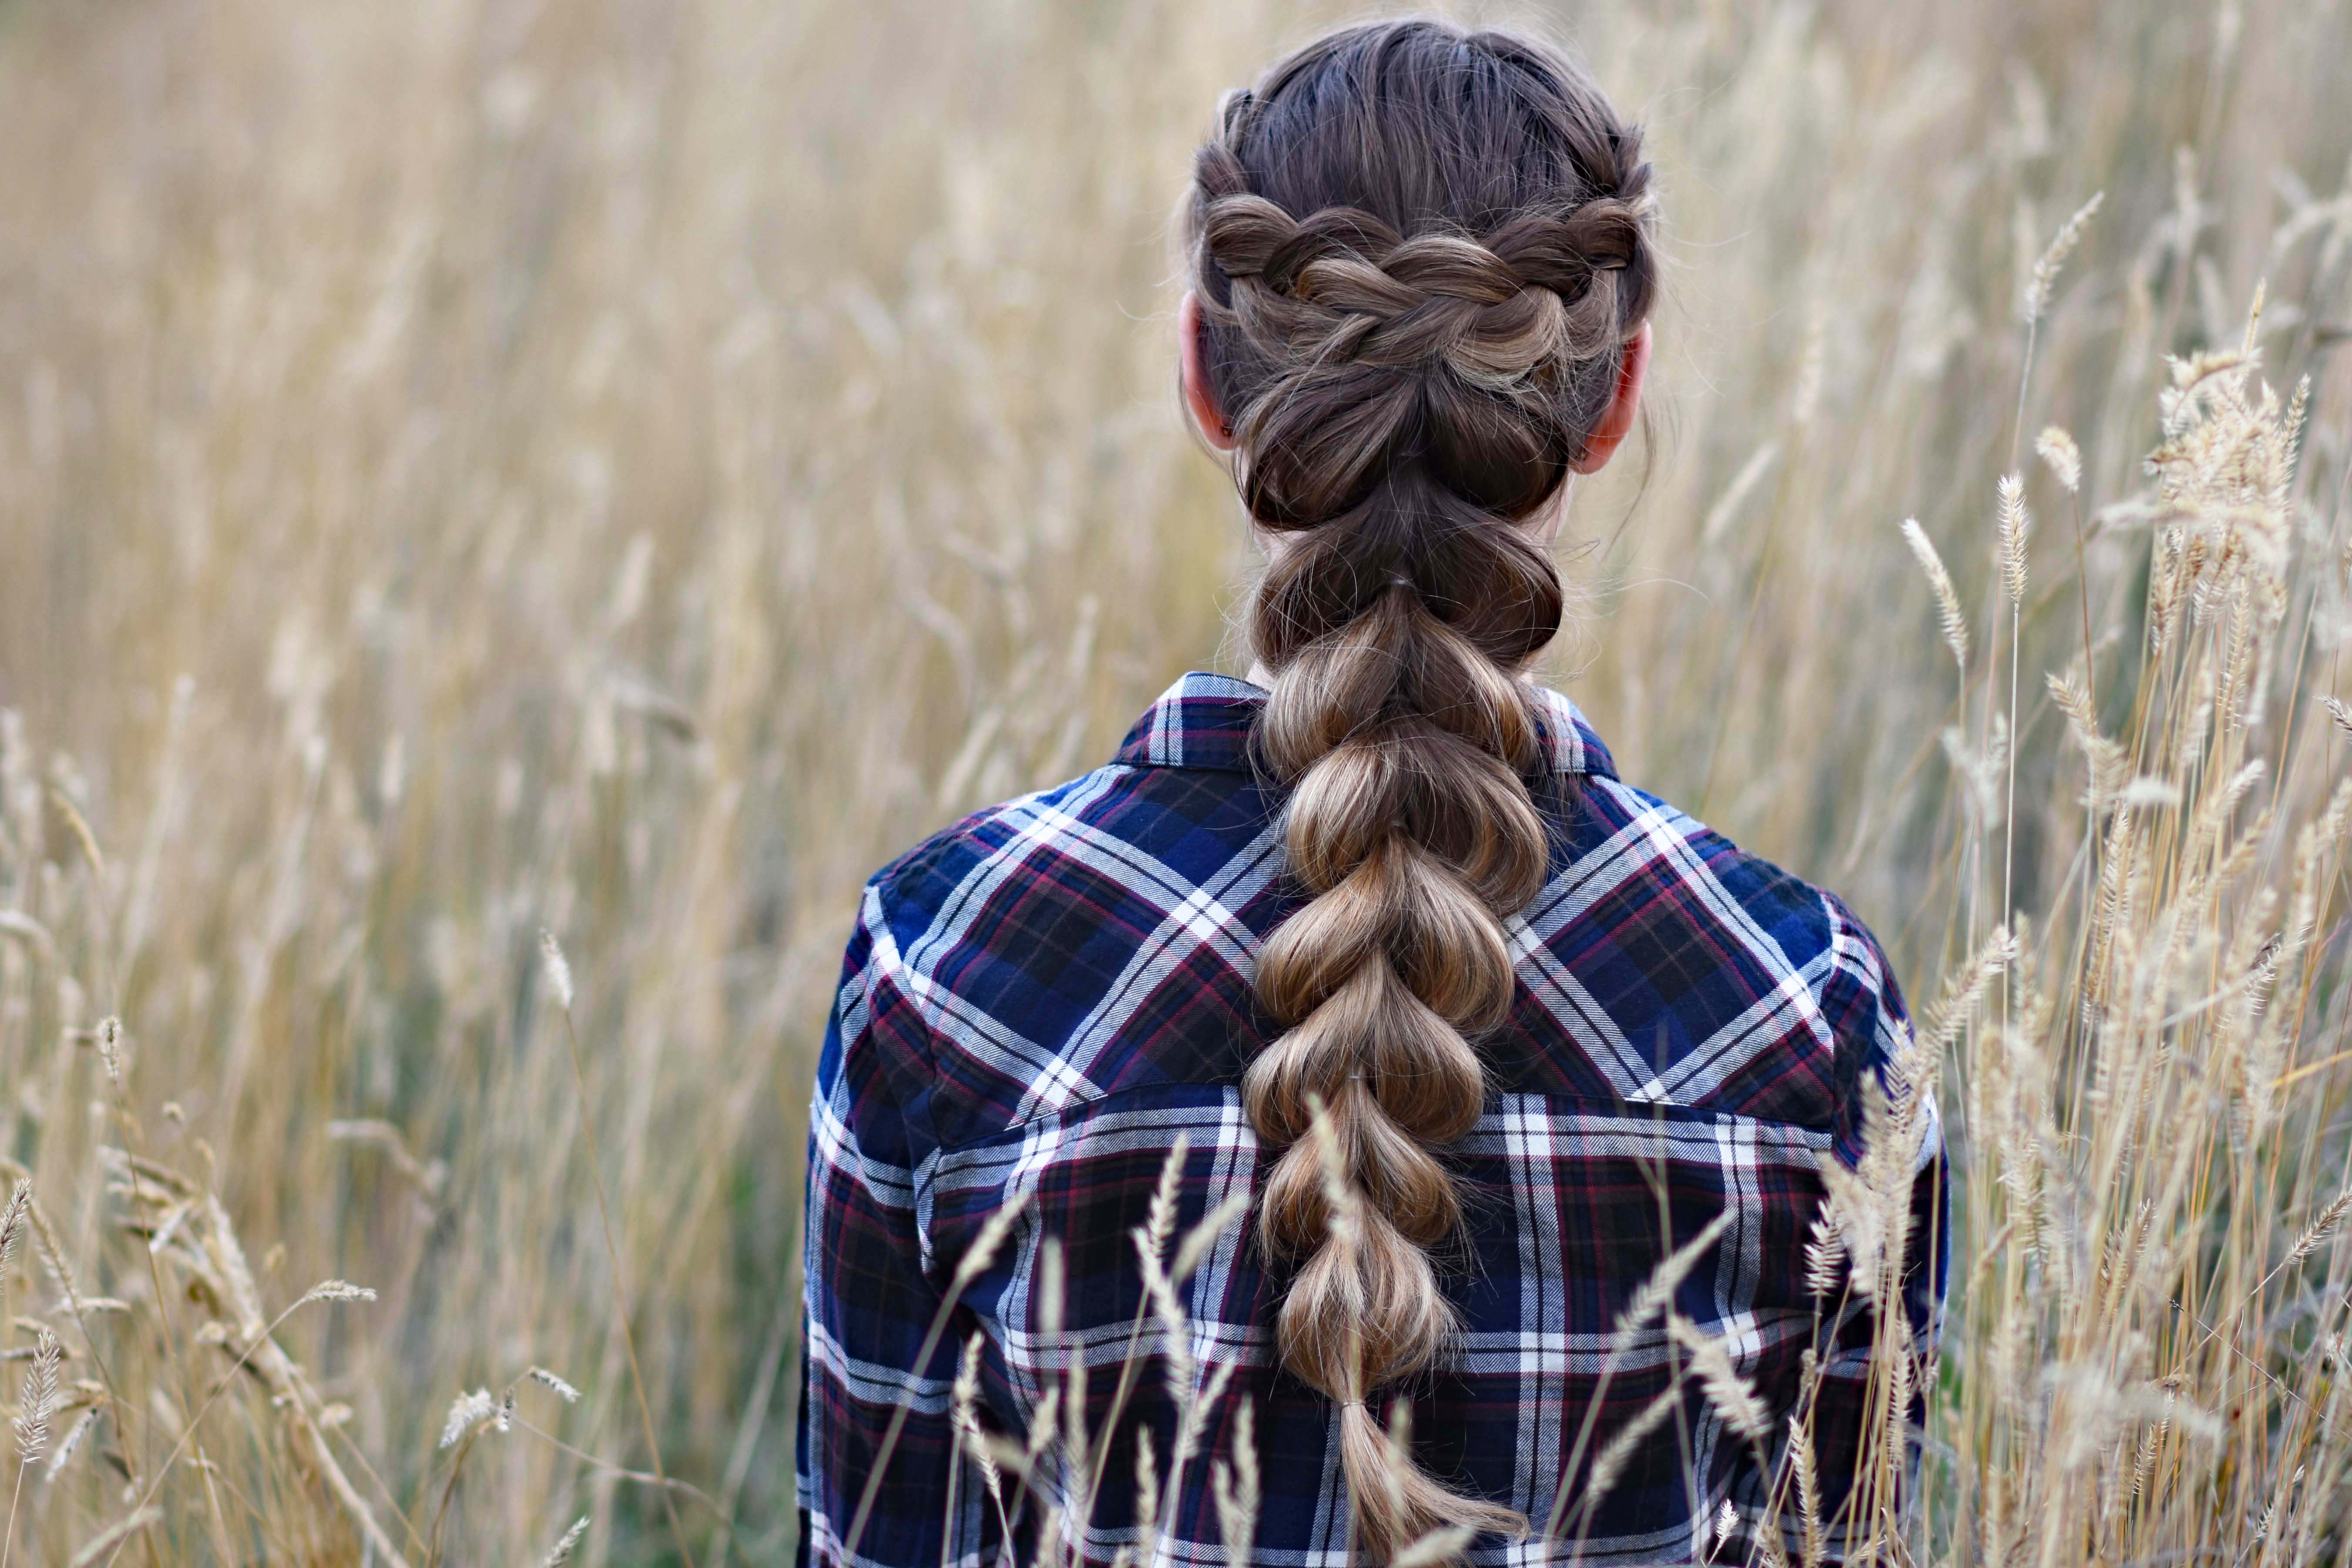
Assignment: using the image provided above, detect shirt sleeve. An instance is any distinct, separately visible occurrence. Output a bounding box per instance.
[1721,893,1949,1562]
[797,881,960,1568]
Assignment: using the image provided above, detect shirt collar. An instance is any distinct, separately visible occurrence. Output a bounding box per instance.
[1111,670,1618,781]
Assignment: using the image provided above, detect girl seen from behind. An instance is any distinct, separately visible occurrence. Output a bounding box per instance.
[800,19,1944,1566]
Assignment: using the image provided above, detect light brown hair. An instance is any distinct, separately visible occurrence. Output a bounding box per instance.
[1184,18,1657,1554]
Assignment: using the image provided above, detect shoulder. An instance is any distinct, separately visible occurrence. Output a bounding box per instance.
[1579,773,1900,989]
[865,763,1144,920]
[820,768,1153,1107]
[832,750,1278,1146]
[1573,776,1847,949]
[863,752,1270,937]
[850,736,1276,999]
[862,672,1281,920]
[1538,769,1909,1128]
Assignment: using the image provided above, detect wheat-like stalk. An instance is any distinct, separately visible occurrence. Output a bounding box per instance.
[299,1279,377,1306]
[3,1329,60,1568]
[1395,1524,1477,1568]
[843,1188,1031,1561]
[2049,670,2130,811]
[1997,473,2031,604]
[1211,1399,1259,1565]
[538,928,695,1568]
[537,930,574,1011]
[541,1516,590,1567]
[951,1330,1010,1535]
[64,1508,159,1568]
[1582,1380,1683,1508]
[1902,518,1970,674]
[2037,426,2084,492]
[526,1367,582,1403]
[1789,1404,1826,1568]
[439,1388,498,1450]
[0,1183,27,1290]
[1666,1313,1771,1441]
[2023,191,2105,323]
[43,1410,95,1485]
[1132,1425,1162,1568]
[93,1017,121,1086]
[1545,1208,1734,1542]
[1803,1214,1848,1299]
[12,1330,57,1464]
[2285,1192,2352,1268]
[45,788,104,883]
[23,1203,87,1328]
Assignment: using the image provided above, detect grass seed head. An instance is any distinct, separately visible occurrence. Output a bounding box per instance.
[1395,1524,1477,1568]
[527,1366,582,1403]
[67,1505,162,1568]
[952,1192,1030,1292]
[2037,426,2083,492]
[543,1517,590,1568]
[15,1326,59,1465]
[96,1017,121,1085]
[439,1387,497,1449]
[1212,1399,1259,1565]
[1667,1313,1772,1440]
[300,1279,378,1305]
[44,1407,97,1483]
[1901,518,1970,673]
[538,930,574,1010]
[2286,1191,2352,1268]
[0,1180,28,1287]
[952,1331,1004,1504]
[1804,1214,1848,1299]
[2023,190,2105,322]
[1998,473,2031,604]
[1584,1381,1683,1506]
[27,1199,86,1322]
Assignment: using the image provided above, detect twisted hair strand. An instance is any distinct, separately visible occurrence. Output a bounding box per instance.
[1186,20,1658,1558]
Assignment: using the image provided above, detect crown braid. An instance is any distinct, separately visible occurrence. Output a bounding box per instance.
[1186,21,1656,1559]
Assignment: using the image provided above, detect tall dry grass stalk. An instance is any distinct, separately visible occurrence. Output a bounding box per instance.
[1916,307,2352,1565]
[1,0,2349,1561]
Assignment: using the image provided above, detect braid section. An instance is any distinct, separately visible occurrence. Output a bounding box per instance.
[1244,572,1548,1555]
[1184,21,1659,1558]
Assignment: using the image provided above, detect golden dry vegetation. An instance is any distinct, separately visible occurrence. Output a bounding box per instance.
[3,0,2352,1562]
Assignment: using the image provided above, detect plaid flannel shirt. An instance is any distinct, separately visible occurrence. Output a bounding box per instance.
[799,672,1945,1568]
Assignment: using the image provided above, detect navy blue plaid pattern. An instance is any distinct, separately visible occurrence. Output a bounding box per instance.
[798,672,1944,1567]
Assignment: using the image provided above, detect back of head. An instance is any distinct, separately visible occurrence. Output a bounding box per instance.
[1183,19,1657,1558]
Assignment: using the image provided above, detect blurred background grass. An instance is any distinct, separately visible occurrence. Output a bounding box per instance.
[1,0,2349,1561]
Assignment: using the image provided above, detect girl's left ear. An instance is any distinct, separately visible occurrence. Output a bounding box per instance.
[1568,322,1651,475]
[1179,291,1239,453]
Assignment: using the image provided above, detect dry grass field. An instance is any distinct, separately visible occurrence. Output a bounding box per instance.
[3,0,2352,1561]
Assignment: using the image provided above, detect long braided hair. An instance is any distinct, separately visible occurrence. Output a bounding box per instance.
[1184,20,1657,1553]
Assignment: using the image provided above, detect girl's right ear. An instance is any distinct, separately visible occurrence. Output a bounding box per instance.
[1179,291,1239,452]
[1567,322,1651,475]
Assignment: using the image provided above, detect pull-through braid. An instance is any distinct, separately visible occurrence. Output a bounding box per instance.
[1184,20,1656,1559]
